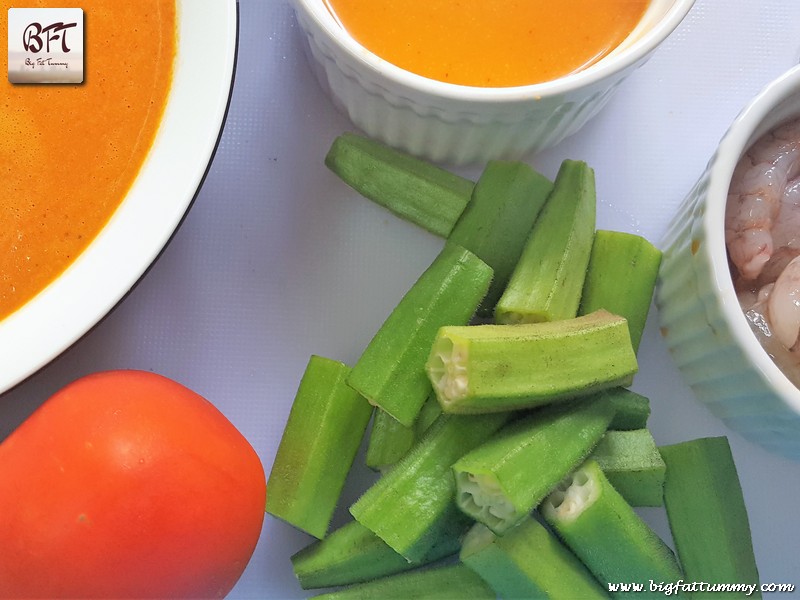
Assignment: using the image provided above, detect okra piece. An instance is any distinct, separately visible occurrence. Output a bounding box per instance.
[312,564,496,600]
[414,392,444,434]
[660,437,761,596]
[601,387,651,430]
[365,409,414,472]
[350,412,509,562]
[266,355,372,538]
[495,159,596,324]
[426,310,638,414]
[365,395,441,472]
[541,460,683,595]
[325,133,474,238]
[452,397,615,534]
[590,429,666,507]
[448,160,553,316]
[578,229,663,353]
[291,519,461,590]
[347,243,493,427]
[460,519,609,599]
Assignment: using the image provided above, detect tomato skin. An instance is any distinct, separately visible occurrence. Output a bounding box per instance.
[0,370,266,599]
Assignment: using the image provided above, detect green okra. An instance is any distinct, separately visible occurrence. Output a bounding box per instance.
[448,160,553,316]
[348,244,492,426]
[541,460,683,597]
[312,564,496,600]
[660,437,761,597]
[426,309,638,414]
[350,412,509,562]
[578,229,663,353]
[347,243,493,427]
[266,355,373,539]
[291,519,461,590]
[460,519,609,599]
[601,387,651,430]
[590,429,666,507]
[495,159,596,324]
[365,395,442,472]
[414,392,444,434]
[325,133,474,238]
[452,397,615,534]
[365,409,415,472]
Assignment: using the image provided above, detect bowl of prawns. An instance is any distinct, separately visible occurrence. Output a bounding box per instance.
[657,64,800,460]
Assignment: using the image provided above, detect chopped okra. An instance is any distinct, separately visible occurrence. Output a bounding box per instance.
[350,412,508,562]
[660,437,761,595]
[460,519,609,599]
[348,243,493,427]
[495,159,596,324]
[542,460,684,595]
[453,397,615,534]
[266,355,372,539]
[427,310,638,414]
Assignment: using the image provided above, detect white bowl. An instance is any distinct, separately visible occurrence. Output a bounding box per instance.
[0,0,238,395]
[291,0,694,165]
[657,64,800,460]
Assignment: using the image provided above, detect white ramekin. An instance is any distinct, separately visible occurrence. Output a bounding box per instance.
[291,0,695,165]
[657,64,800,460]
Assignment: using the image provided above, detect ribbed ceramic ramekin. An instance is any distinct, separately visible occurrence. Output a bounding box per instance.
[657,65,800,460]
[291,0,695,165]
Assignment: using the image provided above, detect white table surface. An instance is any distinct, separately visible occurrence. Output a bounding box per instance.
[2,1,800,597]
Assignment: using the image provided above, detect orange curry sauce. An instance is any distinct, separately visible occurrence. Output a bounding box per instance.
[1,1,176,319]
[324,0,649,87]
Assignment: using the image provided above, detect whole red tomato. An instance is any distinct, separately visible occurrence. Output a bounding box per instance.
[0,370,266,599]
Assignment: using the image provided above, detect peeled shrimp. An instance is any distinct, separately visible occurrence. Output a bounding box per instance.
[742,292,800,389]
[738,254,800,354]
[726,118,800,281]
[767,254,800,350]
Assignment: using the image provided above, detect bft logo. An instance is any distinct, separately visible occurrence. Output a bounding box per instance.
[23,21,78,54]
[8,8,84,84]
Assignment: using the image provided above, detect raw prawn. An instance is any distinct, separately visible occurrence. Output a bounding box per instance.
[740,278,800,388]
[767,254,800,350]
[726,118,800,281]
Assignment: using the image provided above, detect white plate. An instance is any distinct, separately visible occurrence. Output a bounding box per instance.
[0,0,238,394]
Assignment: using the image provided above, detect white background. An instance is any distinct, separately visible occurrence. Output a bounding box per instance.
[2,0,800,597]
